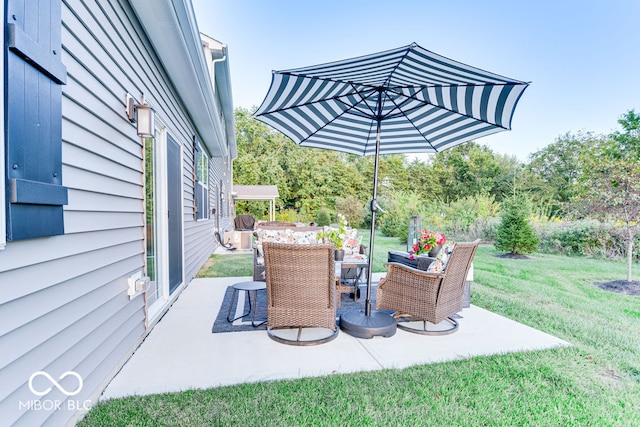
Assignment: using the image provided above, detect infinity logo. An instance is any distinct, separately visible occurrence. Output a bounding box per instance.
[28,371,83,397]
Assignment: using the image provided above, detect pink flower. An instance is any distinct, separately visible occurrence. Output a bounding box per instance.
[410,231,446,256]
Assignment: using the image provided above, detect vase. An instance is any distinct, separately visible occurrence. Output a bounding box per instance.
[335,249,345,261]
[428,244,443,258]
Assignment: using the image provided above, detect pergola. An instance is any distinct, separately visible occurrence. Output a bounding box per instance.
[231,185,279,222]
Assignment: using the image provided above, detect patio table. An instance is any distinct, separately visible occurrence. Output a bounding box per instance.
[338,255,369,301]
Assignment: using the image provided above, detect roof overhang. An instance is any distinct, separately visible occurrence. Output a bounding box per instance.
[232,185,279,201]
[201,34,237,159]
[128,0,233,157]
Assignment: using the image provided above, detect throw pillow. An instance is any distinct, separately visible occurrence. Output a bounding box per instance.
[343,228,361,255]
[438,243,455,270]
[427,259,443,273]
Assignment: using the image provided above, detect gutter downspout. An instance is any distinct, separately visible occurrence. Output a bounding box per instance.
[211,44,237,159]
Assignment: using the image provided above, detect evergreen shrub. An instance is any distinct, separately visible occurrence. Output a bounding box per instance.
[315,207,331,226]
[494,195,540,255]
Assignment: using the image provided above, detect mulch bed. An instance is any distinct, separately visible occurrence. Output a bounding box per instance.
[595,280,640,296]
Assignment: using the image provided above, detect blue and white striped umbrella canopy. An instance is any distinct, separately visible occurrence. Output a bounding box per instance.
[255,43,529,156]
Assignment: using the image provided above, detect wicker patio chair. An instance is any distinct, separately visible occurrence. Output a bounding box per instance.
[376,239,480,335]
[262,242,338,345]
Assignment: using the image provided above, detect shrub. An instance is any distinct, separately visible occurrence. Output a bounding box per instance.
[444,216,500,242]
[535,219,603,256]
[534,219,640,260]
[444,194,500,229]
[277,208,304,224]
[438,194,500,241]
[378,191,427,242]
[336,196,366,228]
[494,195,540,255]
[315,207,331,226]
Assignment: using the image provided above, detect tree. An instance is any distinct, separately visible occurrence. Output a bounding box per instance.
[578,111,640,282]
[611,109,640,160]
[234,107,376,221]
[233,107,291,218]
[526,132,592,217]
[429,142,516,202]
[494,195,539,256]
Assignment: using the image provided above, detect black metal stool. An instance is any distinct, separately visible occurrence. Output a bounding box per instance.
[226,281,266,327]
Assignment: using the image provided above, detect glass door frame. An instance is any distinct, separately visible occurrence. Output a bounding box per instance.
[145,126,171,321]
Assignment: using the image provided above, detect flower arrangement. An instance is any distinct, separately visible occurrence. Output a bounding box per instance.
[409,229,446,259]
[318,213,348,249]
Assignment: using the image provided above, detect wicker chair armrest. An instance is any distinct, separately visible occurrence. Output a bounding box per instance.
[383,262,445,278]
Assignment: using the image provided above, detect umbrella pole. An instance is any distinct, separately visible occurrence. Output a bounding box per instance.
[339,114,397,339]
[364,119,382,316]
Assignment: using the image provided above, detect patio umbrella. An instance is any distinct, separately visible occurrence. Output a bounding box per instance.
[254,43,529,338]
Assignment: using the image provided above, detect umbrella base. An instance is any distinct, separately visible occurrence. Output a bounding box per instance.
[340,310,397,339]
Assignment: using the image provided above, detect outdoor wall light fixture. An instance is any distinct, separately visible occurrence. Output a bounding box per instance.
[125,93,155,138]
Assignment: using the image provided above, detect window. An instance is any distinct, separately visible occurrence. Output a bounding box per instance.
[194,137,209,220]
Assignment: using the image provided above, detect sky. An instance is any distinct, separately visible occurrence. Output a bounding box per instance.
[192,0,640,161]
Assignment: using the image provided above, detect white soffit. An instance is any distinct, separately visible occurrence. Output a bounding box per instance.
[129,0,226,156]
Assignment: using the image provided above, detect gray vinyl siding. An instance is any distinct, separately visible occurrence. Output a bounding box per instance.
[211,156,233,233]
[0,0,232,425]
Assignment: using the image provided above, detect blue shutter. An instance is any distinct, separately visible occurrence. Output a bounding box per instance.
[5,0,68,240]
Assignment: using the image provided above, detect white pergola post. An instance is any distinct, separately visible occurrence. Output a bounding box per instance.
[232,185,279,223]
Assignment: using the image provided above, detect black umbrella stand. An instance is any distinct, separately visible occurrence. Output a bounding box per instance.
[340,110,397,338]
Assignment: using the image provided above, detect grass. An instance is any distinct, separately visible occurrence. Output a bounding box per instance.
[80,241,640,426]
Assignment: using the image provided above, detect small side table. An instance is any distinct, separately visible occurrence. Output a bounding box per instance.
[226,281,266,327]
[338,256,369,305]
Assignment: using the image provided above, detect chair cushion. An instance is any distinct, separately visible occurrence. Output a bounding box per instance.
[291,230,321,245]
[255,228,323,256]
[255,228,292,256]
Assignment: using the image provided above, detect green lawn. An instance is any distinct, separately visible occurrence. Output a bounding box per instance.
[80,242,640,426]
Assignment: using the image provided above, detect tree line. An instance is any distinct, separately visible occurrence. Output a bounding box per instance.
[233,107,640,271]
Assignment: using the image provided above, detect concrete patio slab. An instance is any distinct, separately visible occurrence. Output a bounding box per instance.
[102,275,570,400]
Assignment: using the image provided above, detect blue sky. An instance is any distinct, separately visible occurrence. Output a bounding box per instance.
[192,0,639,161]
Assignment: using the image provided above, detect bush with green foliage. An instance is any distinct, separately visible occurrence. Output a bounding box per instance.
[435,194,500,241]
[315,207,331,226]
[494,195,540,255]
[378,191,427,243]
[335,196,365,228]
[534,219,640,260]
[444,216,500,242]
